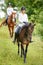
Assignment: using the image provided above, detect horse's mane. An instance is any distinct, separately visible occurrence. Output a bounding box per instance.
[20,25,29,38]
[8,14,13,22]
[20,23,32,39]
[19,22,35,42]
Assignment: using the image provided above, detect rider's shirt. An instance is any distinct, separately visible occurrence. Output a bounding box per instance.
[18,13,28,27]
[18,13,28,23]
[7,7,13,16]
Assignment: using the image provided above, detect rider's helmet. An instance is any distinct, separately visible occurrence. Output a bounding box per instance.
[8,3,12,7]
[21,6,26,11]
[14,7,18,11]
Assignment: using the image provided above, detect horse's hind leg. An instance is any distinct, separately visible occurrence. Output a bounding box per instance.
[13,33,17,43]
[21,44,23,57]
[11,26,14,38]
[21,44,24,57]
[10,27,13,38]
[8,26,11,37]
[17,41,20,55]
[0,19,6,27]
[24,44,28,63]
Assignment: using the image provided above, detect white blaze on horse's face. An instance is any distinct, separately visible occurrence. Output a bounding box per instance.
[12,18,15,22]
[12,14,16,22]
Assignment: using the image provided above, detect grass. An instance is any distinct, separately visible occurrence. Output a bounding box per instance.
[0,19,43,65]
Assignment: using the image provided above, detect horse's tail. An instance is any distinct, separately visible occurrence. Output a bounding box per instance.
[0,19,7,27]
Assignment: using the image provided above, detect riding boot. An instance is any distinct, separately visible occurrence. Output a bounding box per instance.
[6,18,8,25]
[13,33,17,43]
[16,26,21,34]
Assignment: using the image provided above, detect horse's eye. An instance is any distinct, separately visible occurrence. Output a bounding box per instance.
[32,26,34,28]
[31,26,34,30]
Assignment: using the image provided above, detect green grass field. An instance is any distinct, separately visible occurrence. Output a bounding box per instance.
[0,19,43,65]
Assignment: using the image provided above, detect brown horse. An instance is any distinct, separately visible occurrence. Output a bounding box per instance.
[0,12,16,38]
[13,22,35,63]
[7,13,16,37]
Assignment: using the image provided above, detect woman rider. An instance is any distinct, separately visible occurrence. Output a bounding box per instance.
[13,6,29,42]
[6,3,13,24]
[15,6,28,34]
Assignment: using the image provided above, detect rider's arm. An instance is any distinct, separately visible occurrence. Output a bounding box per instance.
[18,13,23,23]
[7,8,13,16]
[7,8,10,16]
[25,14,28,22]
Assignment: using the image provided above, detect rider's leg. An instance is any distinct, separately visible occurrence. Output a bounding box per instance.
[13,26,20,43]
[15,26,21,34]
[6,15,8,24]
[13,26,21,43]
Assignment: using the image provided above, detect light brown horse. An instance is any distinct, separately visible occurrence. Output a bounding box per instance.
[13,22,35,63]
[7,13,16,37]
[0,12,16,38]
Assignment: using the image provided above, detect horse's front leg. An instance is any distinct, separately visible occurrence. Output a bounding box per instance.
[11,26,14,37]
[21,44,24,57]
[17,41,20,55]
[21,44,23,57]
[24,44,28,63]
[8,26,11,37]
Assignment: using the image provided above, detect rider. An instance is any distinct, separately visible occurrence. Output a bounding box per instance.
[13,6,32,43]
[6,3,13,24]
[15,6,28,34]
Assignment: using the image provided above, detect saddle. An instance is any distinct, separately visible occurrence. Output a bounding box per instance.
[17,24,28,34]
[6,19,8,24]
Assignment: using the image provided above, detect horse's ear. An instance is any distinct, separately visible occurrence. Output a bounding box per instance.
[34,23,36,26]
[29,23,32,26]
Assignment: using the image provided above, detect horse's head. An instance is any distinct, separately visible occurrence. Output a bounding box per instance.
[28,22,36,34]
[11,11,16,22]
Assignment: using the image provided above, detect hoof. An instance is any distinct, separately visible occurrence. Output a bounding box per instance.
[11,36,13,38]
[18,53,19,55]
[24,60,26,63]
[18,51,19,55]
[20,55,22,58]
[12,41,15,45]
[10,36,12,38]
[10,35,13,38]
[30,40,34,43]
[24,59,26,63]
